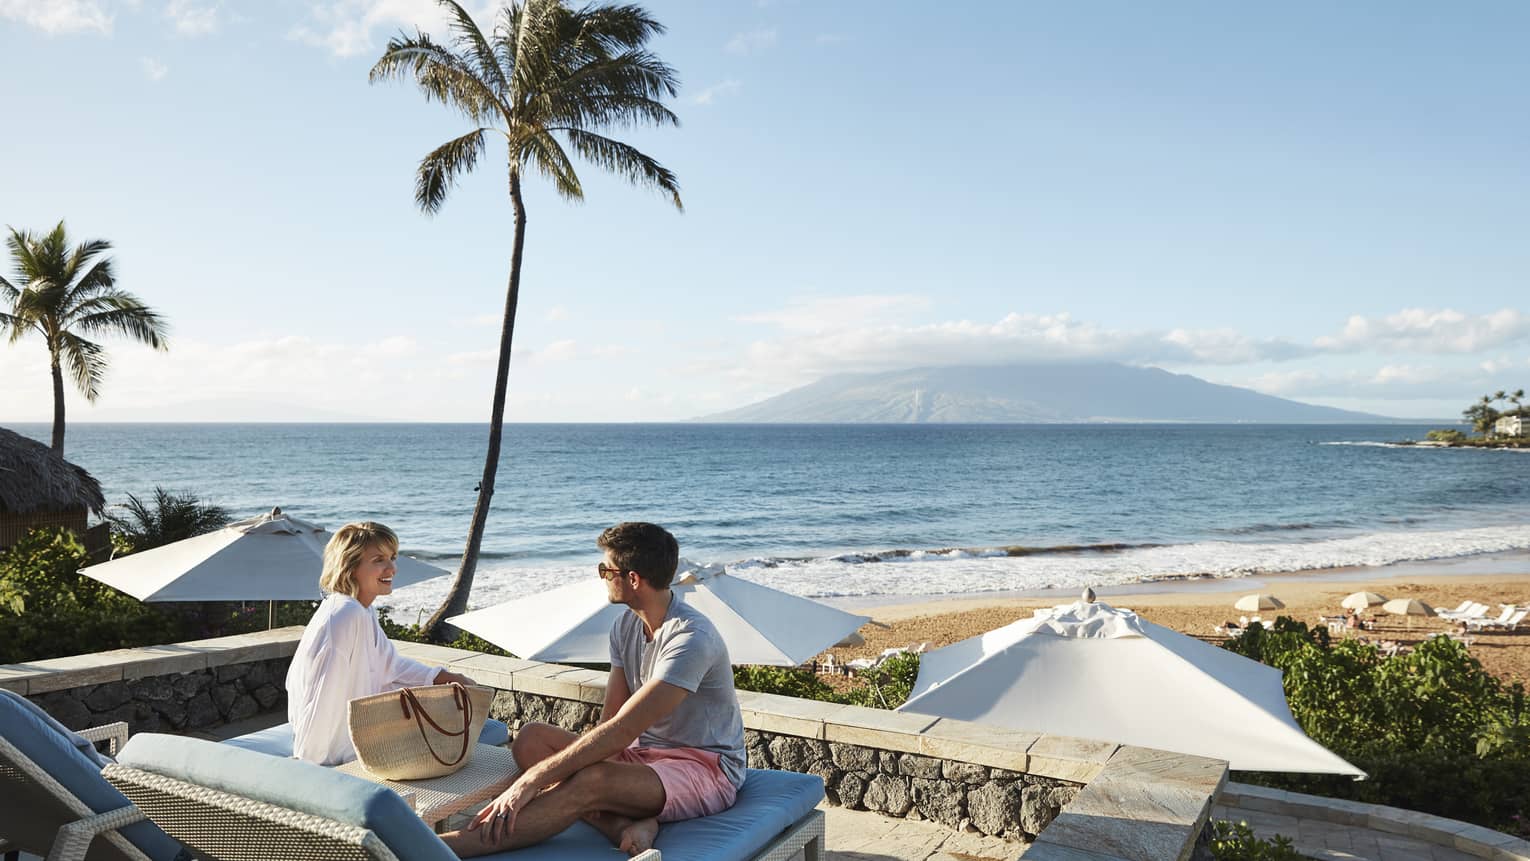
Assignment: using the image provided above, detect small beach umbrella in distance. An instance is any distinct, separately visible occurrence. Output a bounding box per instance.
[1382,597,1436,628]
[1234,594,1285,612]
[448,559,870,666]
[1341,591,1388,610]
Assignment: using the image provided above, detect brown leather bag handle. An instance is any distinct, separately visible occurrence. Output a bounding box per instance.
[397,683,472,768]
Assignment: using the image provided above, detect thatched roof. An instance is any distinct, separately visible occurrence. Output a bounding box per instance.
[0,427,106,516]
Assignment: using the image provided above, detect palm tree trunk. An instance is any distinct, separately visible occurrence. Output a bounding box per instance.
[420,165,528,642]
[50,353,66,454]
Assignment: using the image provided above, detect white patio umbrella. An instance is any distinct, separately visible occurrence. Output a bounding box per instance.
[1341,592,1388,610]
[79,508,448,616]
[898,597,1363,776]
[448,560,870,666]
[1234,594,1284,612]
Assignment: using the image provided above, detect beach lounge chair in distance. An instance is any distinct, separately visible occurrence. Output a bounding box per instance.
[1472,608,1528,633]
[0,690,185,861]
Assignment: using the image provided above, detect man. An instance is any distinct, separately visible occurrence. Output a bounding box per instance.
[444,522,746,857]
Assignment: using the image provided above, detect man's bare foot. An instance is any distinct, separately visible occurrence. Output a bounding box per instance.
[619,817,659,856]
[583,811,633,846]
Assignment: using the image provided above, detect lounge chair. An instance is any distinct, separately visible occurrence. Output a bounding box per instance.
[1438,600,1474,618]
[1439,602,1489,622]
[105,734,826,861]
[1470,608,1528,632]
[0,690,185,861]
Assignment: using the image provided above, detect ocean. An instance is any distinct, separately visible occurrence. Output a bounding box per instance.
[12,422,1530,622]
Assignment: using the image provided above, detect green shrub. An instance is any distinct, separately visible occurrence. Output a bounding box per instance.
[0,528,183,662]
[1230,616,1530,831]
[733,665,840,701]
[838,652,920,709]
[1425,429,1466,443]
[1207,821,1303,861]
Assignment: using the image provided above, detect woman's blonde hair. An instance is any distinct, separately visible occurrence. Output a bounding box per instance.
[320,521,399,597]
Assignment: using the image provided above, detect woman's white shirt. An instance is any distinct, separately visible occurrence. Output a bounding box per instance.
[285,593,441,765]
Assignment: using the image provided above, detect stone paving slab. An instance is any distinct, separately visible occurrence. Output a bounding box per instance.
[777,804,1024,861]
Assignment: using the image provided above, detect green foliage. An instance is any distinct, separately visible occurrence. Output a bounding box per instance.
[733,666,839,701]
[1230,616,1530,831]
[0,528,181,663]
[1207,821,1303,861]
[1425,429,1465,443]
[838,652,921,710]
[106,487,232,554]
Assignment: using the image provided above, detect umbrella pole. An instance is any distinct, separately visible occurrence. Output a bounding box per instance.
[268,600,275,630]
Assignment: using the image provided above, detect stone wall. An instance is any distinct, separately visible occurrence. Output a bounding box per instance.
[27,656,289,734]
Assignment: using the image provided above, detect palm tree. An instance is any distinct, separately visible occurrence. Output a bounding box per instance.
[371,0,681,639]
[1464,394,1499,436]
[106,487,232,554]
[0,222,168,455]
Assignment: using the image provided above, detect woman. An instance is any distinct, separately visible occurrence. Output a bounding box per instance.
[286,521,475,765]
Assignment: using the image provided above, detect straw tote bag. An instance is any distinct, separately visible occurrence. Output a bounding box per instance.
[347,682,494,780]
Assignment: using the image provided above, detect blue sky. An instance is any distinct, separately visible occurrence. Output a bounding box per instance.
[2,0,1527,422]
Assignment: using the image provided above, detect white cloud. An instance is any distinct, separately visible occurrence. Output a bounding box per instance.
[0,0,113,34]
[1237,364,1483,399]
[528,339,577,365]
[164,0,219,35]
[290,0,494,59]
[544,305,569,321]
[140,56,168,80]
[1315,308,1530,354]
[446,348,496,365]
[736,294,931,333]
[691,80,741,106]
[725,28,776,55]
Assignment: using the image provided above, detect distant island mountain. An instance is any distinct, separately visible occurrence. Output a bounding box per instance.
[697,362,1396,423]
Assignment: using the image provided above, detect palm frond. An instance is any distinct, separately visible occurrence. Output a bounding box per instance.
[63,238,112,286]
[370,33,504,125]
[68,295,169,349]
[556,126,681,210]
[57,331,108,401]
[540,50,680,108]
[518,129,583,201]
[59,255,116,315]
[0,274,17,304]
[437,0,511,98]
[566,3,667,57]
[416,128,491,214]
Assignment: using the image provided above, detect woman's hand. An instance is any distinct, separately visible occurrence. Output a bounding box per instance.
[434,669,477,686]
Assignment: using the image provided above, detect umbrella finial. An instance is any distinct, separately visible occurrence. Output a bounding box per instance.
[270,506,283,518]
[1082,586,1096,604]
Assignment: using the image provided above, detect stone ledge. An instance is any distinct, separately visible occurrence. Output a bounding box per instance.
[1220,782,1530,861]
[0,628,301,695]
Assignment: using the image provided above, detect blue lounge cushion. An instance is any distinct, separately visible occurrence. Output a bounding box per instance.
[117,733,458,861]
[224,718,510,757]
[494,769,825,861]
[0,690,184,861]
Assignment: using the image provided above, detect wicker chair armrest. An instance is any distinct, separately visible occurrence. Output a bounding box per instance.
[47,805,149,861]
[78,721,130,757]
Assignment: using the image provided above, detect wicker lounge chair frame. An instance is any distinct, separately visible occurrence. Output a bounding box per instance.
[0,721,152,861]
[751,808,824,861]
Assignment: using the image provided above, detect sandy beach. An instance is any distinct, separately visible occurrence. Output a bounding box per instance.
[827,567,1530,687]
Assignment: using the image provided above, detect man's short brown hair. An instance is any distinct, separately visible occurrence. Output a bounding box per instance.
[597,522,680,590]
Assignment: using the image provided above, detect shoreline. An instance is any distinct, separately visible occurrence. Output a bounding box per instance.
[821,549,1530,618]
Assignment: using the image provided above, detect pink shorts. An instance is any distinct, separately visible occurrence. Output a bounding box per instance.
[610,746,738,822]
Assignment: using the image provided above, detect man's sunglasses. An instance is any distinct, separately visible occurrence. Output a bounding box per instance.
[597,563,626,581]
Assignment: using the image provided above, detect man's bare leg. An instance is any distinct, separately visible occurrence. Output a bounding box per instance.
[442,760,664,858]
[510,722,579,772]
